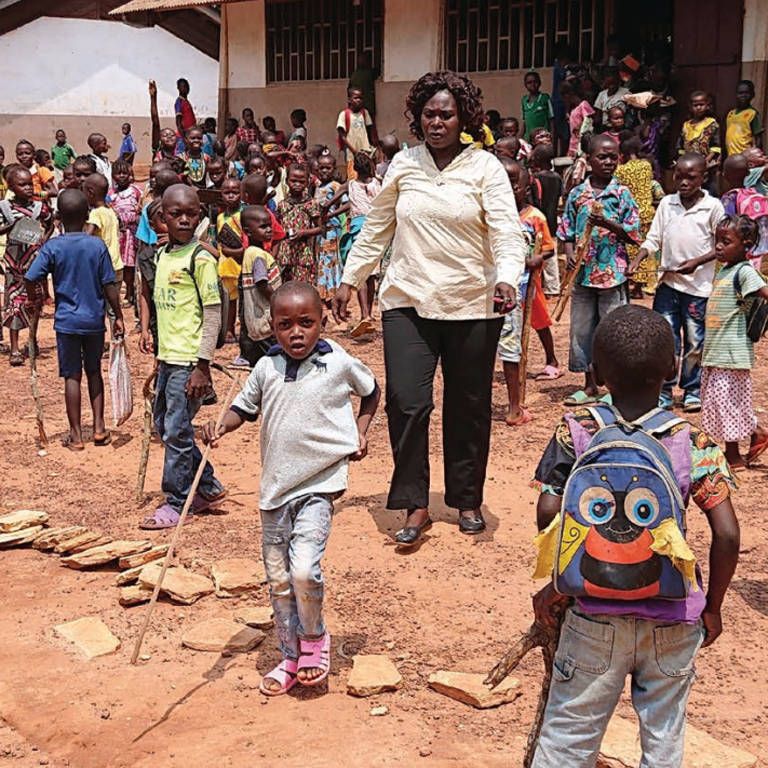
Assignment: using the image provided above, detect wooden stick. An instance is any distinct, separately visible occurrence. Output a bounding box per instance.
[484,607,564,768]
[518,233,543,406]
[27,307,48,448]
[136,370,157,503]
[552,202,603,322]
[130,374,240,664]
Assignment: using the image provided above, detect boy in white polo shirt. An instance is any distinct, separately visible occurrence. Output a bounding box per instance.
[202,281,380,697]
[628,152,724,412]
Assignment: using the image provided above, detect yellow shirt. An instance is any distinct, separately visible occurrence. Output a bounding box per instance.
[341,144,526,320]
[88,206,123,272]
[725,107,761,155]
[460,123,496,149]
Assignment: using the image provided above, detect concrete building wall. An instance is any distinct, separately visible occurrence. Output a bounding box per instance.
[741,0,768,117]
[219,0,555,154]
[0,17,218,165]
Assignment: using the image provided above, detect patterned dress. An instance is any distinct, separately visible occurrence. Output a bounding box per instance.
[109,184,142,268]
[0,201,51,329]
[275,195,321,283]
[615,159,664,292]
[314,181,347,300]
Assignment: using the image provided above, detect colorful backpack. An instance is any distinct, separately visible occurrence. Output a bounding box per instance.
[555,404,693,601]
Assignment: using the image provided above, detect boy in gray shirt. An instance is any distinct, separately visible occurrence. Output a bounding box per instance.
[202,281,380,696]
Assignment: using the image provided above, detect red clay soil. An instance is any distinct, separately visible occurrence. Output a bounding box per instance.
[0,300,766,767]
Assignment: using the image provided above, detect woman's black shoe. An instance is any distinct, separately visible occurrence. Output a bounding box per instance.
[459,511,486,534]
[394,518,432,546]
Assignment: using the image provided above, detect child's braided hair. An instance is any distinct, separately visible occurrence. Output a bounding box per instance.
[717,214,759,249]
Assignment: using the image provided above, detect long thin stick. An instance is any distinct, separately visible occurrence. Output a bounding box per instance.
[552,202,603,322]
[27,307,48,448]
[136,370,157,503]
[518,233,543,406]
[131,374,240,664]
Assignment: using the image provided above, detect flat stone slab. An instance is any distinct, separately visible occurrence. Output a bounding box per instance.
[210,558,266,597]
[54,616,121,659]
[118,544,168,569]
[115,563,148,586]
[69,535,112,554]
[428,670,522,709]
[181,619,265,652]
[139,563,214,605]
[235,606,275,629]
[0,525,45,548]
[0,509,48,532]
[118,585,153,606]
[53,530,103,555]
[598,716,758,767]
[61,540,151,569]
[33,526,87,551]
[347,654,403,697]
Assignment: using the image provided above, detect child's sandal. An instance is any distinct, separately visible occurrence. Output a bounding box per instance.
[259,658,299,696]
[297,632,331,686]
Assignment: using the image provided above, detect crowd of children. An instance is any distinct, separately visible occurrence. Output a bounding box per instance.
[1,57,766,764]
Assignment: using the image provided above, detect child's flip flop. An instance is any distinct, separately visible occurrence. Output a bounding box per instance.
[747,435,768,465]
[535,365,562,381]
[297,632,331,686]
[505,407,534,426]
[139,504,194,530]
[94,432,112,446]
[62,436,85,452]
[259,658,299,696]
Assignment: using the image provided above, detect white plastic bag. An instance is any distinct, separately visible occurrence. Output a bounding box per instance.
[109,339,133,427]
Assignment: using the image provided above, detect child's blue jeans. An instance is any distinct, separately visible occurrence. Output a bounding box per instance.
[153,362,223,511]
[568,283,628,373]
[261,493,333,659]
[532,607,704,768]
[653,283,707,399]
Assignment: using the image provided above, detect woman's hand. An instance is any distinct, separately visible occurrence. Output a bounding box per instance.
[493,282,517,314]
[332,284,353,323]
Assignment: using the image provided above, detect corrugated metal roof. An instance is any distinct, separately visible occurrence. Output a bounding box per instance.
[109,0,240,14]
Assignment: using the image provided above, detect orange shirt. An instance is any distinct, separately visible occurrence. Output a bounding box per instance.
[31,164,54,200]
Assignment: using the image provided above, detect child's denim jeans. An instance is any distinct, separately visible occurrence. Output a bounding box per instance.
[260,493,333,659]
[153,362,224,511]
[568,283,628,373]
[653,283,708,399]
[532,607,704,768]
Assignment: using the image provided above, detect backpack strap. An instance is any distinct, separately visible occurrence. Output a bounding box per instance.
[633,407,686,435]
[564,404,615,458]
[0,199,13,225]
[185,242,210,305]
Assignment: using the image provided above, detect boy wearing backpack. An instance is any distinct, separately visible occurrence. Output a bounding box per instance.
[336,86,374,181]
[530,304,739,768]
[139,184,226,530]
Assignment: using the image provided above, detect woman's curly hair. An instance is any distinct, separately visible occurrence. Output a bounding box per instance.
[717,214,759,249]
[405,71,485,142]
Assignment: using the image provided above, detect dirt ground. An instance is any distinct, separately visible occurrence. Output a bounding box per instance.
[0,298,766,768]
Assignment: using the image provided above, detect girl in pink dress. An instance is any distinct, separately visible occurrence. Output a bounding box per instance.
[109,160,142,307]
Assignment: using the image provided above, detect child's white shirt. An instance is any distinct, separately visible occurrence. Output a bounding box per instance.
[230,338,376,510]
[641,191,724,297]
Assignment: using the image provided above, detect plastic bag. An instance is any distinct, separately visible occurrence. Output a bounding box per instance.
[109,339,133,427]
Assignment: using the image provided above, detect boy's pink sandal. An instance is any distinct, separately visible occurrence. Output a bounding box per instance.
[297,632,331,686]
[259,658,298,696]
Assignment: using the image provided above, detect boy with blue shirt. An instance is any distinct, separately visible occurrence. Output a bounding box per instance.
[530,305,739,767]
[24,189,124,450]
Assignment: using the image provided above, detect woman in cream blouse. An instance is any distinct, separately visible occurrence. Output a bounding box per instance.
[332,71,526,545]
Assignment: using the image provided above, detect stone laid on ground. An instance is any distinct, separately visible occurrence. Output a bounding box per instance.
[54,616,121,659]
[181,618,265,652]
[33,526,86,551]
[118,585,153,606]
[0,509,48,532]
[597,716,758,768]
[115,563,149,586]
[347,655,403,697]
[427,670,522,709]
[0,525,45,548]
[235,606,275,630]
[210,558,267,597]
[53,530,103,555]
[118,544,169,570]
[61,540,151,569]
[138,563,214,605]
[69,536,112,554]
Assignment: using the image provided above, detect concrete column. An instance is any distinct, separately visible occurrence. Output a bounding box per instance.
[382,0,442,82]
[742,0,768,116]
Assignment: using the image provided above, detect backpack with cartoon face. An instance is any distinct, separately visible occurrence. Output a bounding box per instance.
[555,405,694,601]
